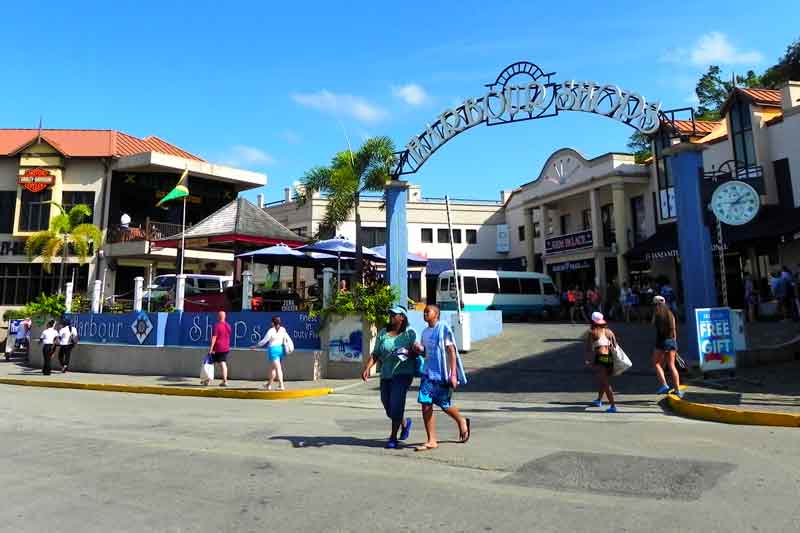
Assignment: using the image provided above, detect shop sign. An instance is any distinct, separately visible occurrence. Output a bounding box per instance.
[18,168,55,193]
[545,229,593,254]
[695,307,736,372]
[185,238,209,248]
[549,259,593,273]
[496,224,510,253]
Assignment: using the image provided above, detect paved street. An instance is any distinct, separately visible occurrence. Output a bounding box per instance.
[1,322,799,532]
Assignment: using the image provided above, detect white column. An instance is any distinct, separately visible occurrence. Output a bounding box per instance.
[242,271,253,311]
[133,277,144,312]
[612,182,629,285]
[524,207,535,272]
[589,188,602,249]
[322,267,335,306]
[175,274,186,312]
[64,282,74,314]
[91,280,102,314]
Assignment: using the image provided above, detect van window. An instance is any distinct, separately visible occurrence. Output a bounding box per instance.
[463,276,478,294]
[476,277,498,294]
[499,277,520,294]
[520,278,542,295]
[439,277,449,292]
[197,278,222,292]
[543,282,556,295]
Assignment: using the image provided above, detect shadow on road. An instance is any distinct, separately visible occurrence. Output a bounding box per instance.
[270,435,386,448]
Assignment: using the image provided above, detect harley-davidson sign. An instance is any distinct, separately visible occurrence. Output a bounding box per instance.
[18,168,55,193]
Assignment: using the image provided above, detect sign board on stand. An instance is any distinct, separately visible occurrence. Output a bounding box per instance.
[695,307,736,372]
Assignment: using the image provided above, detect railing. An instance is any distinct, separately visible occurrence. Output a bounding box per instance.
[107,219,184,244]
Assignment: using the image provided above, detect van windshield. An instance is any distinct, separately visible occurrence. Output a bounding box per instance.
[152,277,176,290]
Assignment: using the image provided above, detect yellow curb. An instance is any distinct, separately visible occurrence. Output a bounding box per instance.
[0,378,332,400]
[667,393,800,428]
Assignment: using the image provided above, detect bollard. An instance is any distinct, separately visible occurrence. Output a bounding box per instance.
[91,280,102,313]
[65,282,74,313]
[133,276,144,312]
[242,271,253,311]
[322,267,335,307]
[175,274,186,312]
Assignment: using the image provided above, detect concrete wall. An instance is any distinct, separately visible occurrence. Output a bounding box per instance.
[767,112,800,207]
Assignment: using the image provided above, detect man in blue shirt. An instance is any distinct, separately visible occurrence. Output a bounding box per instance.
[413,304,470,451]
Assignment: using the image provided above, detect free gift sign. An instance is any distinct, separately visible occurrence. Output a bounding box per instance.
[695,307,736,371]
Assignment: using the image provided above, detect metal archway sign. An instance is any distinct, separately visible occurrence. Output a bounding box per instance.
[393,61,662,177]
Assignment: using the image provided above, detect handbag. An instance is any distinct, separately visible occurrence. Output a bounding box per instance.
[201,355,215,381]
[611,343,632,376]
[282,331,295,355]
[413,355,425,378]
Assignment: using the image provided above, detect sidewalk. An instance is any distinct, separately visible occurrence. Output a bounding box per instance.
[0,360,363,400]
[668,361,800,427]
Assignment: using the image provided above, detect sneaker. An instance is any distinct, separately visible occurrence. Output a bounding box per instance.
[672,389,685,399]
[399,418,412,441]
[605,406,618,413]
[590,399,603,408]
[385,439,398,449]
[656,385,671,394]
[219,382,228,387]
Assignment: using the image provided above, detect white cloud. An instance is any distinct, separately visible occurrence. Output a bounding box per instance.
[280,130,302,144]
[661,32,763,66]
[222,145,275,168]
[290,90,388,123]
[392,83,429,106]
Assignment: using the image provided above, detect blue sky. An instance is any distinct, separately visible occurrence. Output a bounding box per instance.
[1,1,796,203]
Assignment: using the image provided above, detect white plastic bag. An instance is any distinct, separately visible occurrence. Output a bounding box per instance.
[612,344,632,376]
[283,335,295,355]
[201,357,215,382]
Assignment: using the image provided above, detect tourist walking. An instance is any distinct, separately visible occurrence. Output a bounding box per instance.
[620,281,633,323]
[206,310,231,387]
[57,318,79,373]
[253,315,293,390]
[414,304,470,451]
[583,312,618,412]
[361,305,418,449]
[38,320,59,376]
[652,295,683,397]
[744,272,757,322]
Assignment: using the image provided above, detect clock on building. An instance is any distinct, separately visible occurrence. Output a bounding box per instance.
[709,180,760,226]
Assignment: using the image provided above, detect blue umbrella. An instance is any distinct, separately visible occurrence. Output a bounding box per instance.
[236,244,337,268]
[371,244,427,266]
[299,236,380,284]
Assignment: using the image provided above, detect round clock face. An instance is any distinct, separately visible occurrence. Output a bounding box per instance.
[710,181,760,226]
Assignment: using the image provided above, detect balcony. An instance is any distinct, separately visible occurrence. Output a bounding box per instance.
[107,219,183,244]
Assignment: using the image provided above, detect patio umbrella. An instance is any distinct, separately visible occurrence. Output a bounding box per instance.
[371,244,428,266]
[299,236,381,284]
[236,243,336,268]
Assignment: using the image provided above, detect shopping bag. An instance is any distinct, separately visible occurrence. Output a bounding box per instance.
[612,344,632,376]
[201,356,215,381]
[283,335,295,355]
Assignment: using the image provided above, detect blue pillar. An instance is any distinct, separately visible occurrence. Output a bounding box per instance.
[666,143,717,363]
[385,181,409,306]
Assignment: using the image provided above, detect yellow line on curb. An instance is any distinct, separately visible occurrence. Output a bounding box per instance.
[0,378,332,400]
[667,393,800,428]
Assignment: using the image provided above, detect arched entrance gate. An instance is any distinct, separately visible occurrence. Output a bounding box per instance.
[384,61,717,360]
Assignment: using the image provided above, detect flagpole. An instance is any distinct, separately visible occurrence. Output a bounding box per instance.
[179,196,186,276]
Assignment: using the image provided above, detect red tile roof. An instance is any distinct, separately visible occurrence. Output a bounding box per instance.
[0,129,204,161]
[738,88,782,107]
[663,119,721,136]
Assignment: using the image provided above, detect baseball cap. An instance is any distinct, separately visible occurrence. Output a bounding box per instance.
[590,311,607,325]
[388,305,408,316]
[653,295,666,304]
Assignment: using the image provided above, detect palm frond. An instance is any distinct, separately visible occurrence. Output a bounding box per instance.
[68,204,92,229]
[50,213,71,235]
[40,236,64,273]
[70,223,103,263]
[297,166,333,206]
[25,230,58,259]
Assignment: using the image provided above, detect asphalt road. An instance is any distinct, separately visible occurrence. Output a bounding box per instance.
[2,381,799,533]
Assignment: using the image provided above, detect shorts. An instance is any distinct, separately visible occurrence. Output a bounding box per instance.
[656,339,678,352]
[211,351,229,363]
[594,353,613,371]
[417,376,453,410]
[267,344,284,362]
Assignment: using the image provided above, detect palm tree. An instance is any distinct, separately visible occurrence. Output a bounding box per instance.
[299,136,396,281]
[25,202,103,294]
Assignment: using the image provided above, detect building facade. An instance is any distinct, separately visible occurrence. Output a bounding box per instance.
[0,129,265,313]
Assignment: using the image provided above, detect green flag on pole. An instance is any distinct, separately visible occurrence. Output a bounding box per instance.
[156,168,189,206]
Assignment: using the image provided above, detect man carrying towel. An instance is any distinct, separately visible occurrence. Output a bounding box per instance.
[414,304,470,451]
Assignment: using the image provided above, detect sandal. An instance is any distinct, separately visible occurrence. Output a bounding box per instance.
[460,418,471,443]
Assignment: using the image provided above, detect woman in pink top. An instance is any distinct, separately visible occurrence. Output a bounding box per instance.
[206,310,232,386]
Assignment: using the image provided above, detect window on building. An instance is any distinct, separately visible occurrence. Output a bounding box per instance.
[601,204,615,247]
[499,277,521,294]
[533,223,541,239]
[582,209,591,231]
[560,214,571,235]
[547,216,554,235]
[654,130,676,220]
[62,191,96,223]
[359,227,386,248]
[437,228,450,243]
[520,277,542,295]
[730,99,756,169]
[0,264,88,305]
[477,277,499,294]
[630,195,647,246]
[466,229,477,244]
[421,228,433,243]
[518,225,525,242]
[463,276,478,294]
[19,189,52,232]
[0,192,16,233]
[451,229,462,244]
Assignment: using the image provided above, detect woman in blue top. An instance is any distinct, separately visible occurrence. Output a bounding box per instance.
[361,305,419,449]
